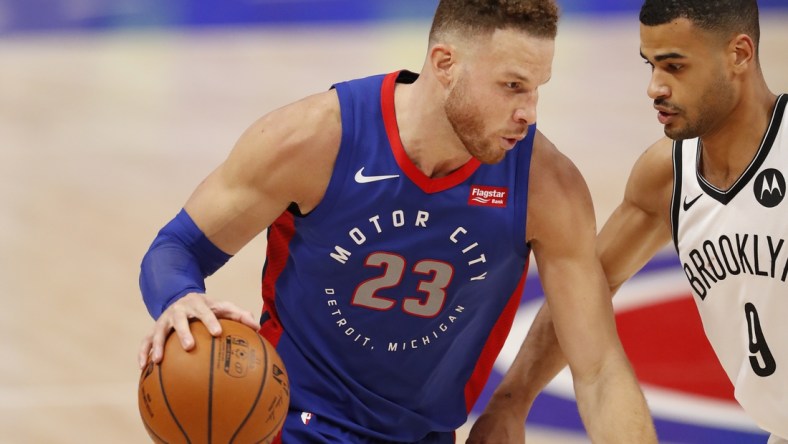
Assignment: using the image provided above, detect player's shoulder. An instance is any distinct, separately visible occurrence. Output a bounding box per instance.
[639,136,674,167]
[629,136,674,188]
[261,89,340,130]
[531,128,557,157]
[227,89,342,197]
[624,136,674,217]
[526,129,596,244]
[244,90,341,156]
[530,129,588,192]
[528,129,594,214]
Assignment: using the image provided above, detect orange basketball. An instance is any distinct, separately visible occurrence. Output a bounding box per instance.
[138,319,289,444]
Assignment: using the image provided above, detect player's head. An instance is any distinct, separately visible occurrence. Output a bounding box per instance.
[638,0,761,140]
[429,0,559,43]
[427,0,559,163]
[639,0,760,47]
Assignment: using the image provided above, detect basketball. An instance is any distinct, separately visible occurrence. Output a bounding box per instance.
[138,319,289,444]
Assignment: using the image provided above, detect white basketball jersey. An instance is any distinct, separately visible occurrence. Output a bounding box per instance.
[671,94,788,438]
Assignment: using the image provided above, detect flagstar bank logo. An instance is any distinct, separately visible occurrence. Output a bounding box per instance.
[468,185,508,208]
[754,168,785,208]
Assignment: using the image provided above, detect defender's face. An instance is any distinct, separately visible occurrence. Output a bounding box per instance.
[640,18,736,140]
[445,28,554,164]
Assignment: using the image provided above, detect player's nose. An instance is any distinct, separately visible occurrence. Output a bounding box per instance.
[647,72,670,100]
[514,94,538,126]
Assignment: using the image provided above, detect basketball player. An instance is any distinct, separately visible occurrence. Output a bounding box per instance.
[468,0,788,442]
[137,1,657,442]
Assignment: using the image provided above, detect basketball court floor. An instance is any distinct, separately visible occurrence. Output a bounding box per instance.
[2,12,787,444]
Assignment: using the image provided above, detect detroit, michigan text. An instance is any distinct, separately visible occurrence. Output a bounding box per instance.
[322,208,489,351]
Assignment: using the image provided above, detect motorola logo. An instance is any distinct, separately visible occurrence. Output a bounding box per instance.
[753,168,786,208]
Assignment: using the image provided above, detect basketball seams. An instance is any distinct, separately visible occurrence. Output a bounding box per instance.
[255,409,287,444]
[140,320,288,443]
[229,329,270,443]
[255,340,287,444]
[208,333,216,444]
[158,357,192,443]
[141,413,171,444]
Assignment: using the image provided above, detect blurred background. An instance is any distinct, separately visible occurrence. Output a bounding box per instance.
[1,1,786,443]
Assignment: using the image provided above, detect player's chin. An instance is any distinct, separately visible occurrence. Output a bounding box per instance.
[475,148,507,165]
[467,140,508,164]
[664,124,698,141]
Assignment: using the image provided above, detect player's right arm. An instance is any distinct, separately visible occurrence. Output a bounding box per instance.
[137,90,342,368]
[598,136,675,292]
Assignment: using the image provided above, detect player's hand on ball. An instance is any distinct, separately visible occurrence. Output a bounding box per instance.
[138,319,289,443]
[138,292,259,369]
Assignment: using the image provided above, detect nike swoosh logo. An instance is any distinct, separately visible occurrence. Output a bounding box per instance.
[354,167,400,184]
[683,194,702,211]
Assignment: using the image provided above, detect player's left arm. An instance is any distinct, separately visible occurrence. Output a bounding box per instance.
[468,133,656,443]
[522,133,655,442]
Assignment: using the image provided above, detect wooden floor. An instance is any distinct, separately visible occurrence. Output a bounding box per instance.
[1,15,786,444]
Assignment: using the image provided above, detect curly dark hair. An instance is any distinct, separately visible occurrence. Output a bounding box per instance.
[429,0,559,43]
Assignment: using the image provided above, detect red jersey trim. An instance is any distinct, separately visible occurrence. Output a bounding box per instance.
[259,211,296,347]
[380,71,481,194]
[463,258,530,412]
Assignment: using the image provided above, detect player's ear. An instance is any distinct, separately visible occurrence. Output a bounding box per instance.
[428,42,456,88]
[730,33,755,74]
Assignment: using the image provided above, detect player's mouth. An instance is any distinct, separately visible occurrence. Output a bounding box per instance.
[654,104,679,125]
[500,131,526,150]
[500,137,519,150]
[657,111,675,125]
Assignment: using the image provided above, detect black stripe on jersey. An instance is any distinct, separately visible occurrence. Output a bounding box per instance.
[696,94,788,204]
[287,202,306,217]
[396,70,419,85]
[670,139,683,252]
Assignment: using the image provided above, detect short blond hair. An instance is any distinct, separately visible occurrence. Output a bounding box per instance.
[429,0,559,44]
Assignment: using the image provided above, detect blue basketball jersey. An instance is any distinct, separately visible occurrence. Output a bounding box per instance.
[260,71,535,441]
